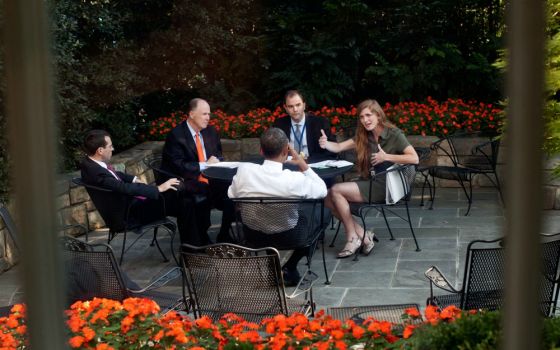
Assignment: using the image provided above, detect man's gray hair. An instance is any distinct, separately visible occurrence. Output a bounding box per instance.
[188,98,207,112]
[261,127,288,158]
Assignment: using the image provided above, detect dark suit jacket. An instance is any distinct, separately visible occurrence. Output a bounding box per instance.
[161,121,223,183]
[273,113,336,161]
[80,157,159,199]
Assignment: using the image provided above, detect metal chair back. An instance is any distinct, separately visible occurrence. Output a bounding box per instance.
[539,234,560,316]
[0,203,19,250]
[61,236,185,313]
[181,243,299,323]
[232,197,325,249]
[60,236,129,305]
[461,239,505,311]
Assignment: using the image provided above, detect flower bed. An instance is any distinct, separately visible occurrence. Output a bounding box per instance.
[1,297,474,349]
[141,97,504,141]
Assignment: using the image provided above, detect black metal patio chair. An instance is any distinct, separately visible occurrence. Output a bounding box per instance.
[425,233,560,316]
[230,197,331,284]
[145,154,185,185]
[181,243,315,323]
[60,236,187,314]
[422,131,503,215]
[72,177,177,265]
[329,163,421,258]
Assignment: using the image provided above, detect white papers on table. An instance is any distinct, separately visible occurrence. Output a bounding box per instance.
[206,161,241,169]
[386,164,405,204]
[308,160,354,169]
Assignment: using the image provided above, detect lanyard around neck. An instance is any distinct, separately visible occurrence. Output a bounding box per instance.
[290,123,306,150]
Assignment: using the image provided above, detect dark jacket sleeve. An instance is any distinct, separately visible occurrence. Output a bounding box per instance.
[161,127,200,181]
[308,114,337,161]
[80,158,159,200]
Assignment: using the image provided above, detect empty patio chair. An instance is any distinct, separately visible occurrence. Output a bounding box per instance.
[230,197,330,284]
[422,131,502,215]
[425,233,560,316]
[181,243,315,323]
[60,236,186,314]
[330,163,421,257]
[72,177,177,265]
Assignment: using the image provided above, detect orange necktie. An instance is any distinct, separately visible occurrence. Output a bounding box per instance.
[195,133,208,184]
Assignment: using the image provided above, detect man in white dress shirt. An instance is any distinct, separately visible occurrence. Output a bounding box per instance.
[228,127,327,286]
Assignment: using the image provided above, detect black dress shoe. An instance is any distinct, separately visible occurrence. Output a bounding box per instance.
[282,267,301,287]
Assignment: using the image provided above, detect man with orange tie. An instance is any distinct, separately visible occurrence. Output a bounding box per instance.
[161,98,234,245]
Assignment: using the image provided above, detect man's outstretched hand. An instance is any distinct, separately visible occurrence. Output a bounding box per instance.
[157,178,181,192]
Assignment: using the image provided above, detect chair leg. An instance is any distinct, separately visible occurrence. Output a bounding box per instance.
[429,175,436,210]
[494,172,504,205]
[381,207,395,240]
[321,234,330,285]
[405,203,420,251]
[119,231,127,265]
[329,221,342,247]
[420,173,429,206]
[152,227,170,263]
[330,216,335,230]
[458,176,473,216]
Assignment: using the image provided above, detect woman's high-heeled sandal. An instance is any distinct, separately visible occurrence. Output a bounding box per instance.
[337,237,362,259]
[361,230,376,256]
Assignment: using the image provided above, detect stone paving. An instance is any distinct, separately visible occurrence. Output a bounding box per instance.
[2,187,560,313]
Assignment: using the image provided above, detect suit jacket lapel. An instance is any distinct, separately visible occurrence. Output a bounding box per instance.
[182,122,198,159]
[201,128,213,157]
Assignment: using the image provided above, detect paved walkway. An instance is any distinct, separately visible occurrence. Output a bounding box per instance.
[2,187,560,313]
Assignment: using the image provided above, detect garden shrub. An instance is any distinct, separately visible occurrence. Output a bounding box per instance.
[410,311,502,350]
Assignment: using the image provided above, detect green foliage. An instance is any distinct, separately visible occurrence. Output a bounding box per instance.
[409,311,560,350]
[541,315,560,349]
[544,0,560,177]
[363,0,502,102]
[262,0,369,107]
[409,311,502,350]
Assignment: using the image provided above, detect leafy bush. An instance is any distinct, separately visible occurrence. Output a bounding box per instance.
[410,310,502,350]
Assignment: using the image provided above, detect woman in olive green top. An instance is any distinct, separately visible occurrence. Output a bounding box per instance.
[319,99,418,258]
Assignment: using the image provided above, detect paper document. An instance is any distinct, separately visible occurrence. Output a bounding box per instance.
[206,162,241,169]
[308,160,354,169]
[385,164,406,204]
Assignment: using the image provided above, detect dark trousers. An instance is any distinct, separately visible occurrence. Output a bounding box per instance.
[179,179,235,245]
[129,190,196,245]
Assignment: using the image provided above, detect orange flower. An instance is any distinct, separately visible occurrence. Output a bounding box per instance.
[68,335,85,348]
[404,307,421,318]
[351,325,365,339]
[195,316,213,329]
[403,324,416,339]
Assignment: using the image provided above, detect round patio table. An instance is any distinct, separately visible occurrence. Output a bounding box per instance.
[202,161,353,183]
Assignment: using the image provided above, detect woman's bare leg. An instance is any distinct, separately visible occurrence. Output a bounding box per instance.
[327,182,366,241]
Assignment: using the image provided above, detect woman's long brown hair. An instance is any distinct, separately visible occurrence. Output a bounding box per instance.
[354,99,395,178]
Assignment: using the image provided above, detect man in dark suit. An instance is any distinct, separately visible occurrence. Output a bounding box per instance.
[80,129,195,244]
[160,98,233,244]
[273,90,336,162]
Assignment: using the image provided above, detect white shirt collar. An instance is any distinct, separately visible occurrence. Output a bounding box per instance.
[290,115,306,128]
[185,120,200,138]
[262,159,284,170]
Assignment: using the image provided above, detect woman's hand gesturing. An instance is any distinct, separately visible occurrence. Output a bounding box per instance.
[319,129,328,149]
